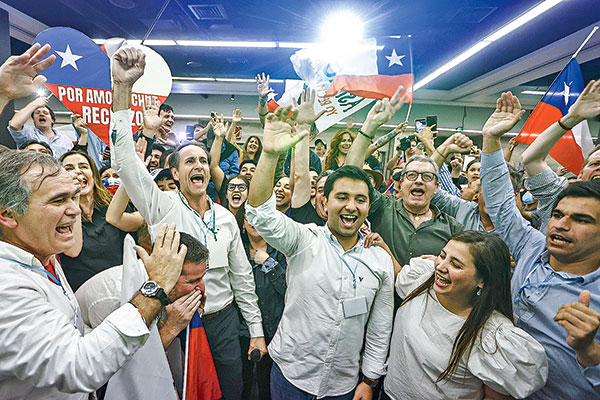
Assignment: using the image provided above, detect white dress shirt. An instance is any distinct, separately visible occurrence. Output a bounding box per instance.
[384,257,548,399]
[0,241,149,400]
[246,194,394,398]
[110,109,263,337]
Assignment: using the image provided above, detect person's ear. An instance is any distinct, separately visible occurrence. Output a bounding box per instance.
[0,209,18,230]
[170,167,180,182]
[322,196,328,213]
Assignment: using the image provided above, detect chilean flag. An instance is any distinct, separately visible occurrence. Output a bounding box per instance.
[324,36,413,102]
[516,58,594,174]
[183,312,221,400]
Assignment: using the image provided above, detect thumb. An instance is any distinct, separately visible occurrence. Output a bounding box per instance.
[579,290,591,307]
[133,244,150,263]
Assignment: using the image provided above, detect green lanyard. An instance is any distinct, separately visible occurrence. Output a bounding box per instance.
[178,192,218,242]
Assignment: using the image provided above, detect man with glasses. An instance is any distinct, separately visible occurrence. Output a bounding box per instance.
[345,88,463,268]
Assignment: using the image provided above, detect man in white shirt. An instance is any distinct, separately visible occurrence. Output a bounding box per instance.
[109,47,266,400]
[246,102,394,400]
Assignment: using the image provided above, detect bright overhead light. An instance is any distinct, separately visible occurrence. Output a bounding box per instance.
[173,76,285,83]
[278,42,316,49]
[215,78,256,83]
[521,90,546,95]
[414,0,564,90]
[173,77,217,81]
[177,40,277,48]
[320,11,365,47]
[143,39,176,46]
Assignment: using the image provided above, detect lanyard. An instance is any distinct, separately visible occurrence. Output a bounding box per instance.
[326,233,361,296]
[1,257,71,300]
[178,192,217,243]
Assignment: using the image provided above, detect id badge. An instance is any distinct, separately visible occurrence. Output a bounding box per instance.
[342,296,368,318]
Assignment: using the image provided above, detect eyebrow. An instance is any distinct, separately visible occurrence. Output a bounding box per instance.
[48,187,81,201]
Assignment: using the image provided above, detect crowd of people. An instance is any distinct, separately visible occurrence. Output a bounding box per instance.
[0,41,599,400]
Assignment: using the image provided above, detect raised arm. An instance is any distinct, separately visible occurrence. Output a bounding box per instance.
[291,88,326,208]
[503,137,518,163]
[209,114,227,192]
[72,113,89,147]
[365,122,407,158]
[255,73,273,127]
[106,185,145,232]
[522,79,600,176]
[431,133,473,171]
[226,108,242,142]
[346,86,407,167]
[9,96,48,131]
[0,43,55,114]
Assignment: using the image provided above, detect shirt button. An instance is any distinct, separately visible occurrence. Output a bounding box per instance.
[336,321,341,326]
[330,342,335,347]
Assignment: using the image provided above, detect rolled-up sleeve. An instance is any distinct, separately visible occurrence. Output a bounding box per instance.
[0,275,148,393]
[362,258,394,379]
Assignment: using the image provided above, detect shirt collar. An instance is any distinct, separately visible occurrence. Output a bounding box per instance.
[0,240,56,269]
[540,250,600,283]
[323,224,365,253]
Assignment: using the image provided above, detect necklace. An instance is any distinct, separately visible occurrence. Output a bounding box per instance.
[406,209,430,221]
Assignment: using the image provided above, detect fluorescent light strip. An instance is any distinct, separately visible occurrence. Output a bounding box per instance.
[177,40,277,48]
[521,90,546,95]
[414,0,564,90]
[142,39,176,46]
[173,76,284,83]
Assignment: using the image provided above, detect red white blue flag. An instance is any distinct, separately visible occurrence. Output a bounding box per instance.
[183,312,221,400]
[516,58,594,173]
[324,36,413,101]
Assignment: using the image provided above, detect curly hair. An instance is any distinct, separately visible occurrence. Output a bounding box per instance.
[323,129,355,171]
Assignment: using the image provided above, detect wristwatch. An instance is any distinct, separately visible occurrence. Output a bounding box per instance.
[361,376,379,389]
[140,281,169,307]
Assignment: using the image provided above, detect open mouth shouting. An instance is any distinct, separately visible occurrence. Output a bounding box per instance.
[190,173,205,187]
[548,232,573,247]
[56,221,74,238]
[409,187,425,199]
[340,214,358,229]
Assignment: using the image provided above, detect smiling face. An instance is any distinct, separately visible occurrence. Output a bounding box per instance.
[309,170,319,198]
[274,176,291,211]
[240,162,256,181]
[226,177,248,210]
[324,177,369,240]
[434,240,482,306]
[246,137,260,154]
[149,149,162,171]
[579,150,600,182]
[32,106,53,130]
[61,153,94,197]
[2,168,81,264]
[466,162,481,184]
[171,145,210,199]
[338,133,353,155]
[546,196,600,265]
[315,142,326,158]
[167,261,207,302]
[315,176,328,219]
[400,160,438,212]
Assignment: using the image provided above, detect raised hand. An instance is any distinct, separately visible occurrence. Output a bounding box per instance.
[296,87,327,126]
[72,113,88,134]
[345,116,355,130]
[134,136,148,163]
[362,86,408,135]
[262,106,306,155]
[255,72,273,98]
[134,224,187,293]
[210,113,229,139]
[450,156,463,172]
[232,108,242,124]
[143,99,162,131]
[554,290,600,366]
[0,43,55,102]
[112,47,146,86]
[394,121,408,134]
[482,92,525,137]
[563,79,600,127]
[443,133,473,154]
[507,137,519,151]
[415,124,436,146]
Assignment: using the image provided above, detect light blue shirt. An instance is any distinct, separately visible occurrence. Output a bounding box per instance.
[482,149,600,399]
[8,125,73,158]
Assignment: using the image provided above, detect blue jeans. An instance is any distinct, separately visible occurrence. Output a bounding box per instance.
[270,363,355,400]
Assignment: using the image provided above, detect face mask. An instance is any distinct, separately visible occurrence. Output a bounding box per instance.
[102,178,120,194]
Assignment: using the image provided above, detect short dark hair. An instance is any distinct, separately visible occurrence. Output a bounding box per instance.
[20,139,53,154]
[314,138,327,148]
[179,232,209,265]
[323,165,374,202]
[239,159,257,170]
[169,141,210,170]
[582,144,600,170]
[98,165,113,177]
[151,143,165,153]
[30,105,56,124]
[465,158,480,172]
[159,149,174,168]
[159,103,174,114]
[553,180,600,211]
[316,169,334,184]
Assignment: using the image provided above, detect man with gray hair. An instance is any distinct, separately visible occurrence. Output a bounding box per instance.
[345,88,463,268]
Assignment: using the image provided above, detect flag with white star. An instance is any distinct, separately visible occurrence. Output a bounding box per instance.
[517,58,593,173]
[325,35,413,102]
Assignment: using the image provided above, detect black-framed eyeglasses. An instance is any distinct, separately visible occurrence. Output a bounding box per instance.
[227,183,248,191]
[403,170,437,182]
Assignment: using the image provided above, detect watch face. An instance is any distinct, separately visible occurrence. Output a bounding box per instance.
[141,281,159,296]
